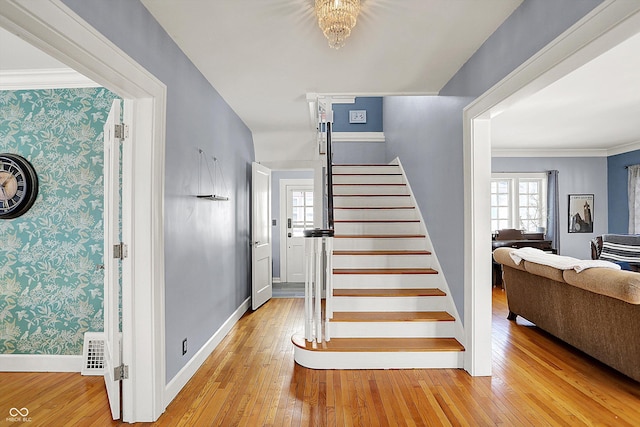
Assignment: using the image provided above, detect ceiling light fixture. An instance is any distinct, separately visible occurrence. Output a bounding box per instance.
[315,0,361,49]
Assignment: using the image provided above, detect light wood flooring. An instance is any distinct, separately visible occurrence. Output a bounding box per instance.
[1,288,639,426]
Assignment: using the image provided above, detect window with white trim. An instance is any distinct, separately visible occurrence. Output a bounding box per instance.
[491,173,547,233]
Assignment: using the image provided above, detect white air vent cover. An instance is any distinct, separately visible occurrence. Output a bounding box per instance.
[81,332,105,376]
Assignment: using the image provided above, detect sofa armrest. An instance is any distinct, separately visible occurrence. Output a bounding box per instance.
[493,247,526,271]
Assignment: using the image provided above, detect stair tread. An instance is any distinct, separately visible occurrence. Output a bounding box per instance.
[333,183,406,186]
[334,207,415,210]
[333,173,403,176]
[334,194,410,197]
[334,164,398,166]
[334,268,437,275]
[335,219,419,223]
[292,335,465,352]
[333,250,431,256]
[331,311,454,322]
[334,234,425,238]
[333,288,445,297]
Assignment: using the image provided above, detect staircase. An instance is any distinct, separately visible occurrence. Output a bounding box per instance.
[292,160,465,369]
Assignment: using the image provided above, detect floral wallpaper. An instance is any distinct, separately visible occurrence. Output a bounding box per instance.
[0,88,118,354]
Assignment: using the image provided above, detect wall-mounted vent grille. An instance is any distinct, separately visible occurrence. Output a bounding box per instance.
[81,332,105,376]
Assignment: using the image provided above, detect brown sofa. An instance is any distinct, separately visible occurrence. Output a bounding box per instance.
[493,247,640,382]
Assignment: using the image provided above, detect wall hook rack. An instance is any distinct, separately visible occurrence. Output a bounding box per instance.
[196,148,230,201]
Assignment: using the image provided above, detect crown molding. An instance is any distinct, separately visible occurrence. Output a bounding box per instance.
[492,139,640,158]
[491,148,608,158]
[0,68,99,90]
[607,140,640,156]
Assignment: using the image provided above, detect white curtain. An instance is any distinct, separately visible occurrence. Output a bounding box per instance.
[628,165,640,234]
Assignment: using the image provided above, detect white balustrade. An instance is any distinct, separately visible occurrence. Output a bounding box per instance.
[304,232,333,343]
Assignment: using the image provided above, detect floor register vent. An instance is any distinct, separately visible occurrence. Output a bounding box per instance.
[81,332,106,376]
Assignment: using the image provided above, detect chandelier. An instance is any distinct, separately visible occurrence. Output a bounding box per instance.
[315,0,361,49]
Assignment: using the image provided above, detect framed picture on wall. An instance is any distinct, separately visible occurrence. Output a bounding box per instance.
[568,194,594,233]
[349,110,367,123]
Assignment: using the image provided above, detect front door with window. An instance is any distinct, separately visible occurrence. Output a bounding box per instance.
[286,185,313,282]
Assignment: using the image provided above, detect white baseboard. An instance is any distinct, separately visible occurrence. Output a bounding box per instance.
[0,354,83,372]
[164,297,251,406]
[273,277,281,284]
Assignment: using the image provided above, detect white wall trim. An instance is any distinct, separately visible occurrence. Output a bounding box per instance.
[332,132,385,143]
[608,139,640,156]
[164,298,250,406]
[463,0,640,377]
[0,67,98,90]
[492,148,609,157]
[0,355,83,372]
[0,0,167,422]
[493,139,640,157]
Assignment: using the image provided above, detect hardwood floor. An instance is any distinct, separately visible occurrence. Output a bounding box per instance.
[1,288,638,426]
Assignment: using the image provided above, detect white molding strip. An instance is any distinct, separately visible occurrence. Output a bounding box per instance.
[492,139,640,158]
[0,354,83,372]
[164,298,251,406]
[331,132,385,142]
[0,68,99,90]
[608,140,640,156]
[492,148,609,158]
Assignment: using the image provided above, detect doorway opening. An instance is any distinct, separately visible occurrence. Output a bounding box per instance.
[0,2,167,421]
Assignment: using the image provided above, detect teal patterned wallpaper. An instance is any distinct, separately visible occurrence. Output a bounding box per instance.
[0,88,118,355]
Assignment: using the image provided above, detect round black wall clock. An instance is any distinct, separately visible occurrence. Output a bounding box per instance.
[0,153,39,219]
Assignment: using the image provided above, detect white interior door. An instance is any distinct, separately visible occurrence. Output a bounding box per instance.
[103,99,122,420]
[286,184,313,282]
[252,162,272,310]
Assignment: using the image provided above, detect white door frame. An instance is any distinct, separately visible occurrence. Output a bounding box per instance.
[279,178,314,283]
[463,0,640,376]
[0,0,167,422]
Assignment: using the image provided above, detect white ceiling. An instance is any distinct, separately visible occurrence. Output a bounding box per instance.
[491,30,640,156]
[139,0,522,160]
[2,1,640,159]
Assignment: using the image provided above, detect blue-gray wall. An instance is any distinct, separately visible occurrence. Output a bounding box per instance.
[492,157,608,259]
[384,0,602,323]
[608,149,640,233]
[271,170,314,279]
[62,0,255,382]
[332,97,383,132]
[332,97,386,164]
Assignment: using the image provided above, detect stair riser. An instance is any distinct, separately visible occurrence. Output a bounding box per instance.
[333,175,404,185]
[333,274,440,289]
[329,321,456,338]
[334,222,422,235]
[334,208,418,221]
[331,297,449,312]
[293,349,464,370]
[332,255,432,269]
[334,196,413,207]
[332,166,401,175]
[333,185,409,195]
[333,238,428,251]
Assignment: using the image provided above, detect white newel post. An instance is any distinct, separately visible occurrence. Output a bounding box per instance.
[303,229,334,343]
